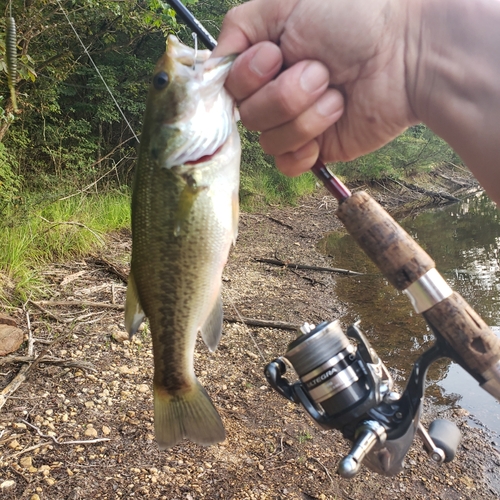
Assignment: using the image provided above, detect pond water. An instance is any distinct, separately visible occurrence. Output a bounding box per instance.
[319,192,500,436]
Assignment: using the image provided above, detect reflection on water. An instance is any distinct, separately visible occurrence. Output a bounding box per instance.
[320,192,500,434]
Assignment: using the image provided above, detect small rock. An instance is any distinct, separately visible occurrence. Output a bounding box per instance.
[0,480,15,490]
[102,426,111,436]
[0,324,24,355]
[84,426,98,438]
[45,477,56,486]
[45,409,54,416]
[13,422,27,429]
[30,495,41,500]
[0,313,17,326]
[112,329,129,343]
[20,456,33,468]
[136,384,149,393]
[8,439,20,449]
[39,465,50,476]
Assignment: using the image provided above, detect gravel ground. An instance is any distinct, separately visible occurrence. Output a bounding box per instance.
[1,177,499,499]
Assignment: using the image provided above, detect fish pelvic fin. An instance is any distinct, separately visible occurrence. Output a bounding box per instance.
[154,380,225,449]
[125,269,145,338]
[200,293,223,352]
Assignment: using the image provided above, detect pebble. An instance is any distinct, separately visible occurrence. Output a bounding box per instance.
[136,384,149,393]
[45,477,56,486]
[85,426,98,438]
[8,439,20,449]
[102,426,111,436]
[20,456,33,468]
[112,330,129,343]
[0,480,15,490]
[31,495,41,500]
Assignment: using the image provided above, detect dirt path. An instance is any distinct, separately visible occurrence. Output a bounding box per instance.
[1,180,499,499]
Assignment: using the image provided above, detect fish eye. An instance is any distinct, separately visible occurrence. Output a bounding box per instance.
[153,71,169,90]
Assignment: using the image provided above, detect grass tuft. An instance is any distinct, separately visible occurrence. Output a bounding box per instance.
[0,190,131,303]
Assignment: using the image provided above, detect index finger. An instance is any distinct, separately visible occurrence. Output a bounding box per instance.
[212,0,300,57]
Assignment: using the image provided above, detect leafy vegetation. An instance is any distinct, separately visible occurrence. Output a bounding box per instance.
[332,124,459,181]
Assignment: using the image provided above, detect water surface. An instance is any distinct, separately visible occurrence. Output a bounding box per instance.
[320,192,500,435]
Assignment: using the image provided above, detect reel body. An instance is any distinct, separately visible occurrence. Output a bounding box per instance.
[265,320,461,477]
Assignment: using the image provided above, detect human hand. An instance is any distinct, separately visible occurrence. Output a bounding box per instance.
[213,0,419,176]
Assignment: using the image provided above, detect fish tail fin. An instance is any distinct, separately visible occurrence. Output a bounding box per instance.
[154,380,225,449]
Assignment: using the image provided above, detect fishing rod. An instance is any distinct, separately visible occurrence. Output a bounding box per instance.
[167,0,500,478]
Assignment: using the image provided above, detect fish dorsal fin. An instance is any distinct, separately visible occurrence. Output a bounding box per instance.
[200,293,223,352]
[125,269,146,338]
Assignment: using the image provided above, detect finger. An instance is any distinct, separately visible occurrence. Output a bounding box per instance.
[225,42,283,102]
[212,0,300,57]
[275,140,321,177]
[240,61,331,131]
[259,89,344,155]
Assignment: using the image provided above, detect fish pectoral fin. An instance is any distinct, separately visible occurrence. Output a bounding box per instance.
[200,293,223,352]
[125,269,146,338]
[154,380,225,449]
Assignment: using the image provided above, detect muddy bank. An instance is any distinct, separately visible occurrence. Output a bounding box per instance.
[1,168,499,499]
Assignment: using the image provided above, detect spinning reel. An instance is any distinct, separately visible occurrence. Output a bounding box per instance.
[265,320,461,477]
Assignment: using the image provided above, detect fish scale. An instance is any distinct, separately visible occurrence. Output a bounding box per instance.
[125,35,240,449]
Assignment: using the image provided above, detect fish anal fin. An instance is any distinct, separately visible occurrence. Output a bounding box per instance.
[200,294,223,352]
[125,269,145,339]
[154,380,225,449]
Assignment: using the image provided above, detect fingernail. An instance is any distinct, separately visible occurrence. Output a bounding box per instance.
[300,62,329,94]
[316,91,342,117]
[249,46,280,77]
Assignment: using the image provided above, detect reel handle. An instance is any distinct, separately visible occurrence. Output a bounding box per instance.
[336,191,500,399]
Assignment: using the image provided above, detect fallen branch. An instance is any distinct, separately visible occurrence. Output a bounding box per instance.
[0,364,30,411]
[254,258,363,276]
[90,256,129,284]
[224,316,298,331]
[38,216,105,244]
[0,355,95,371]
[393,179,460,203]
[266,216,294,230]
[34,300,124,310]
[28,300,68,323]
[20,419,110,445]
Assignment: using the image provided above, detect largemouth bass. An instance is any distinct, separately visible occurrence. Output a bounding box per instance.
[125,35,240,449]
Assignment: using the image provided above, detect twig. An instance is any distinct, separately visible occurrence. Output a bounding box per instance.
[20,419,110,445]
[28,299,68,323]
[309,457,335,485]
[9,441,52,458]
[24,306,34,357]
[254,258,364,276]
[0,364,30,411]
[288,268,325,286]
[224,316,298,331]
[89,255,129,283]
[0,355,95,372]
[266,216,294,230]
[38,216,105,244]
[34,300,124,310]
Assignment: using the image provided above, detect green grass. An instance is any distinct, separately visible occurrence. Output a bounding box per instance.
[240,169,317,211]
[0,190,131,302]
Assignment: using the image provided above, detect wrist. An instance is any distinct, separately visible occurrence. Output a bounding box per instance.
[404,0,500,201]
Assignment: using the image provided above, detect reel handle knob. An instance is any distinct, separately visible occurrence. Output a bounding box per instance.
[338,421,386,478]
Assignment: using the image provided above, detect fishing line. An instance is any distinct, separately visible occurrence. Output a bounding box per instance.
[55,0,139,143]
